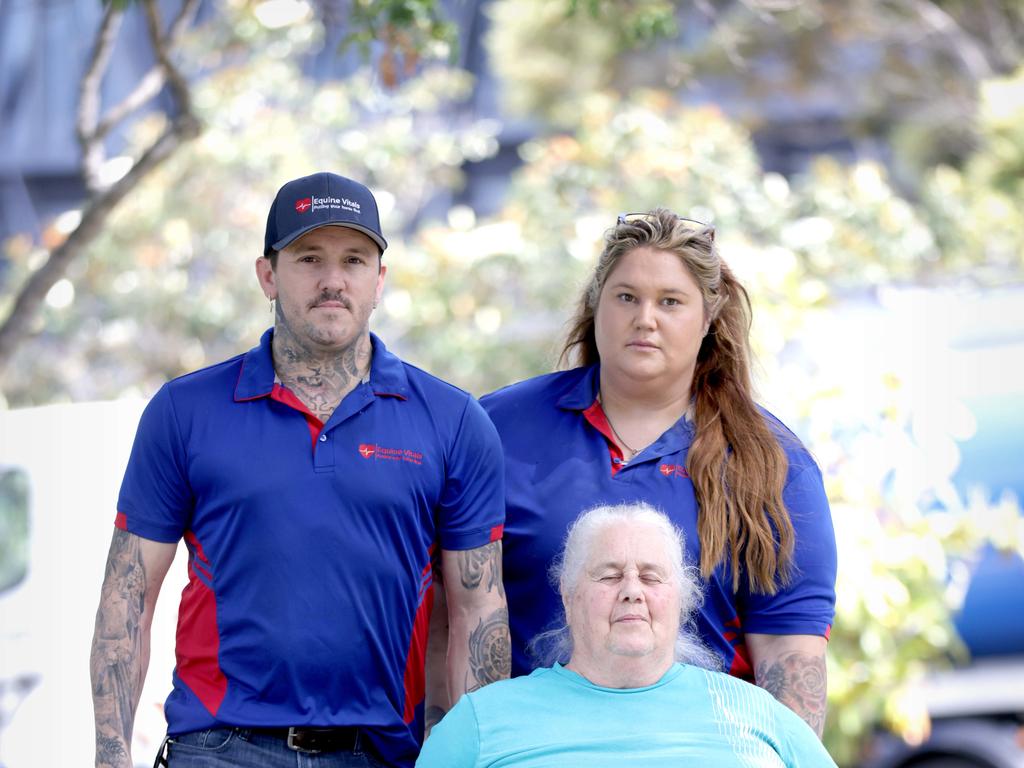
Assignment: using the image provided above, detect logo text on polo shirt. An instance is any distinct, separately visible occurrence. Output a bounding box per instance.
[659,463,689,478]
[358,443,422,466]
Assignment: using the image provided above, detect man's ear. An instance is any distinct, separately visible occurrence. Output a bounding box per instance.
[255,256,276,299]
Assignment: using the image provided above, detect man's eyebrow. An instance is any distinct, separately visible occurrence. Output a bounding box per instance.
[293,243,372,256]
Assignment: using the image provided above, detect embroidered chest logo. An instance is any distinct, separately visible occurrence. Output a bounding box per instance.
[659,463,689,478]
[358,443,423,466]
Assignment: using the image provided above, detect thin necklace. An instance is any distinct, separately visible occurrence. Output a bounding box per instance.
[600,394,641,458]
[606,415,640,457]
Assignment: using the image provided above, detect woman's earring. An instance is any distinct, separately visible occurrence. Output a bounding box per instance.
[269,298,276,316]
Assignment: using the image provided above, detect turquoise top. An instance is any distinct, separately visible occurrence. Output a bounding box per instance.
[416,663,837,767]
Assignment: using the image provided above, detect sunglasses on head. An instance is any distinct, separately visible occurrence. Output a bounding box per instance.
[616,212,715,242]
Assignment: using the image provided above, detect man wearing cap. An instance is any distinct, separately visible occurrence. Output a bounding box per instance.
[90,172,510,768]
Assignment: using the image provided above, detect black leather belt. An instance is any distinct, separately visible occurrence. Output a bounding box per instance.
[257,726,361,754]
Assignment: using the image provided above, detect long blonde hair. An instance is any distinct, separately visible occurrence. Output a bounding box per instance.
[560,209,794,594]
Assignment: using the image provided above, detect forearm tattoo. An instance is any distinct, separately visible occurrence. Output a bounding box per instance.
[91,529,147,767]
[457,542,504,596]
[466,606,511,691]
[755,651,828,737]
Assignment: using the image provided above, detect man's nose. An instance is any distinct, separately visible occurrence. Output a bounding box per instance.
[318,261,348,289]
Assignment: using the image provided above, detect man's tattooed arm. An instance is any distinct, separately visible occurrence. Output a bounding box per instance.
[748,633,828,738]
[465,606,510,692]
[90,530,176,768]
[441,541,510,705]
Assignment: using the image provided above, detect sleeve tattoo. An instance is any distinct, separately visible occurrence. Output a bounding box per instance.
[755,651,828,737]
[457,542,504,595]
[90,529,147,767]
[456,542,510,691]
[466,606,510,691]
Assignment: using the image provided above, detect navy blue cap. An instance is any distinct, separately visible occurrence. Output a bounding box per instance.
[264,172,387,256]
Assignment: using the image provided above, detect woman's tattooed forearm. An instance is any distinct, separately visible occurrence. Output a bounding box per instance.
[91,529,147,766]
[755,652,827,737]
[457,542,504,596]
[424,705,448,733]
[466,606,510,691]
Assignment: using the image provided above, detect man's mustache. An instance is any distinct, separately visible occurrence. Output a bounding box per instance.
[309,292,352,310]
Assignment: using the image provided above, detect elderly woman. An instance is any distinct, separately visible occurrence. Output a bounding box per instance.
[417,504,837,767]
[477,210,836,736]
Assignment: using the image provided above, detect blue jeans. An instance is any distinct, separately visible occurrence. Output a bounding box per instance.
[164,728,389,767]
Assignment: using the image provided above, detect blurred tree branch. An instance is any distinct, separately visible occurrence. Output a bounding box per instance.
[0,0,201,378]
[0,0,449,387]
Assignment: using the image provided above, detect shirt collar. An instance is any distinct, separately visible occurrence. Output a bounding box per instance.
[555,364,601,411]
[555,363,696,458]
[234,328,409,402]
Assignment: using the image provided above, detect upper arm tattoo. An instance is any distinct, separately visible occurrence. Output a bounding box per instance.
[456,541,504,597]
[91,529,148,765]
[755,651,827,737]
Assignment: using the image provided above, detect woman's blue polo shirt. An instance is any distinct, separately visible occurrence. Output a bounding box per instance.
[115,329,505,767]
[480,366,836,679]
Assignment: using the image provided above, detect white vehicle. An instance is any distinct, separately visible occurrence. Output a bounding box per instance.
[0,399,185,768]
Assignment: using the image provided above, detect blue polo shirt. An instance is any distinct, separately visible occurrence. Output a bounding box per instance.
[116,329,504,767]
[480,366,836,679]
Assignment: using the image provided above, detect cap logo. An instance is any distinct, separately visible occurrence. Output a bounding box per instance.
[295,197,312,213]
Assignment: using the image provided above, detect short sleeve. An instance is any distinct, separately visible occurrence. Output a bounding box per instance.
[415,695,481,768]
[740,460,837,636]
[116,384,193,542]
[436,396,505,551]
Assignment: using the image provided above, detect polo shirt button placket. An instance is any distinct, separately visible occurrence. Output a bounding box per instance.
[314,429,335,472]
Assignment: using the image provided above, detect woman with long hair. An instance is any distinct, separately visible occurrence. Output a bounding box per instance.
[478,209,836,736]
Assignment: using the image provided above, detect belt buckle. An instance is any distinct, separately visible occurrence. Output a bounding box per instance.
[286,727,322,754]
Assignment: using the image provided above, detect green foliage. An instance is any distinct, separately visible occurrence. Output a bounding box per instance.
[487,0,1023,177]
[918,65,1024,281]
[566,0,678,44]
[342,0,458,77]
[0,9,496,405]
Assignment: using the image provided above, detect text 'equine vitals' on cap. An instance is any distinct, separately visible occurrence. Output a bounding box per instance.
[264,172,388,256]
